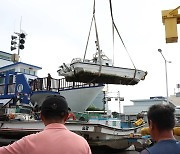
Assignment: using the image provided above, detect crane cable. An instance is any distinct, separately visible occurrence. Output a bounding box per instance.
[83,0,102,77]
[109,0,136,70]
[94,5,102,76]
[83,1,94,62]
[109,0,137,84]
[83,0,137,84]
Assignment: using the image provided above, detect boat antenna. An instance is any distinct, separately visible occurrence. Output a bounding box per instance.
[18,16,22,55]
[20,16,22,32]
[109,0,136,69]
[10,17,26,58]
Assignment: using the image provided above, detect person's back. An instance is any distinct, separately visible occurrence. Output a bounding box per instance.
[1,123,90,154]
[0,95,91,154]
[143,139,180,154]
[141,104,180,154]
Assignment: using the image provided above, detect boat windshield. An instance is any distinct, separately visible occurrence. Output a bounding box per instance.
[101,54,110,60]
[71,58,82,63]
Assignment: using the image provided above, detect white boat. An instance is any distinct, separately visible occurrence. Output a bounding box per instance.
[0,118,145,151]
[58,53,147,85]
[29,78,104,112]
[57,0,147,85]
[0,51,104,112]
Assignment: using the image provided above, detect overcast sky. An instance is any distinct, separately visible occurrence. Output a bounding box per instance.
[1,0,180,112]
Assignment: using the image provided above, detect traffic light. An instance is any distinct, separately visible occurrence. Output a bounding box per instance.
[19,33,26,50]
[10,32,26,52]
[10,46,16,51]
[10,35,17,51]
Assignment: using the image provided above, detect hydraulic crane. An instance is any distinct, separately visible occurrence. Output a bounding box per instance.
[162,6,180,43]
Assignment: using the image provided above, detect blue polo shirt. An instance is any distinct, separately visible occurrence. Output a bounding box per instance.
[141,139,180,154]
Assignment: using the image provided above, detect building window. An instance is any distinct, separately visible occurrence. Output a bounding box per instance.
[9,75,13,84]
[0,77,5,85]
[9,69,15,72]
[20,68,36,76]
[20,68,26,73]
[25,69,29,74]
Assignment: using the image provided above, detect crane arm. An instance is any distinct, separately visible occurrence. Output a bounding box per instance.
[162,6,180,43]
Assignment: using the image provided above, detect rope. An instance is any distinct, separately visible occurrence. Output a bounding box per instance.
[83,0,95,62]
[112,19,115,66]
[83,17,94,62]
[93,15,102,76]
[109,0,114,66]
[83,0,102,81]
[109,0,136,70]
[82,0,138,84]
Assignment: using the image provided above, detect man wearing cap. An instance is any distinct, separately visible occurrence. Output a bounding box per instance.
[0,95,92,154]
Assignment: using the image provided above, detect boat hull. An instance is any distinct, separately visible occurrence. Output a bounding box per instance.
[0,120,145,151]
[89,138,131,153]
[0,120,144,142]
[30,91,60,107]
[30,84,104,112]
[59,62,147,85]
[59,84,104,112]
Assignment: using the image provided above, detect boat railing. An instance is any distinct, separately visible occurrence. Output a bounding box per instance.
[57,78,102,90]
[30,77,102,92]
[0,77,101,94]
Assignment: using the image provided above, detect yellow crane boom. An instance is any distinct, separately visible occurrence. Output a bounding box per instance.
[162,6,180,43]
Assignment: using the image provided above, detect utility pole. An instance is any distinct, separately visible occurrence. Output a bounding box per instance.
[158,49,171,104]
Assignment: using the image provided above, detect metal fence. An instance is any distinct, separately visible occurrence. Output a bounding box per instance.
[32,77,102,92]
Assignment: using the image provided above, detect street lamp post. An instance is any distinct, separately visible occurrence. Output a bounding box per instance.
[158,49,171,104]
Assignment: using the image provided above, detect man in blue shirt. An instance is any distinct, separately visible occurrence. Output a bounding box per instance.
[141,104,180,154]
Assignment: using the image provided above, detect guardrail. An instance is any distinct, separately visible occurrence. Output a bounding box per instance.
[31,77,102,92]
